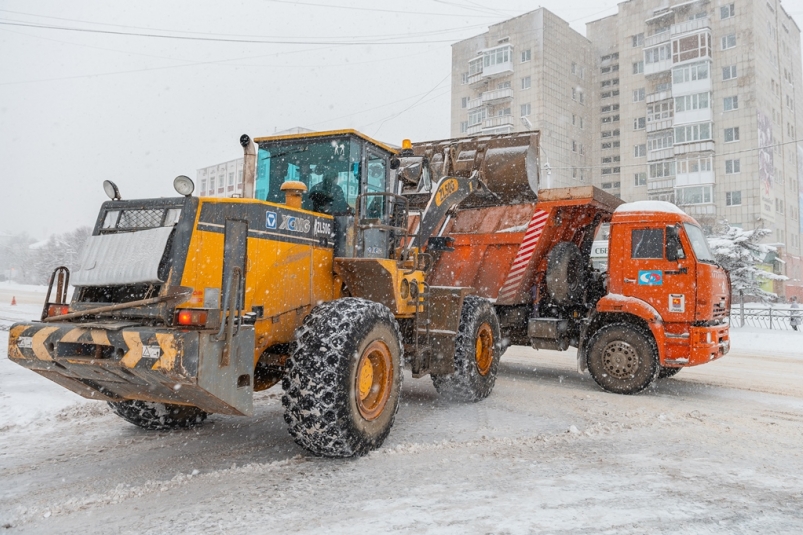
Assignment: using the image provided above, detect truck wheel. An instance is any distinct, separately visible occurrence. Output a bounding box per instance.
[107,400,207,430]
[431,296,501,402]
[586,323,658,395]
[546,242,585,306]
[282,298,402,457]
[658,366,682,379]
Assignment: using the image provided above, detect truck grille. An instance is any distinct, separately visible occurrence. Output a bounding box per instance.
[713,302,728,318]
[118,209,165,229]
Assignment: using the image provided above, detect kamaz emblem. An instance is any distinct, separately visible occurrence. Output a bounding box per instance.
[266,211,277,229]
[435,178,459,207]
[280,214,310,233]
[638,270,663,285]
[314,220,332,236]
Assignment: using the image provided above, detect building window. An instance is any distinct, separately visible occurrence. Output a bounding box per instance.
[633,88,646,102]
[461,72,469,84]
[721,4,735,19]
[634,117,646,130]
[634,144,646,158]
[571,62,577,75]
[200,179,207,195]
[579,91,584,104]
[645,43,671,64]
[723,96,739,111]
[647,101,673,122]
[635,172,647,186]
[676,185,712,205]
[633,33,644,47]
[649,161,675,178]
[672,33,712,63]
[468,108,486,126]
[521,49,531,63]
[648,132,674,151]
[724,127,740,142]
[633,61,644,74]
[721,33,737,50]
[674,122,712,143]
[521,76,531,90]
[675,92,710,112]
[209,177,215,194]
[461,97,469,109]
[723,65,737,80]
[460,121,468,134]
[677,157,712,175]
[673,61,709,84]
[725,159,741,174]
[483,45,512,68]
[572,140,577,152]
[469,57,483,76]
[520,103,531,117]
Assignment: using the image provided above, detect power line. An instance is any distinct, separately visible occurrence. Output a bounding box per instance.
[259,0,496,18]
[0,20,464,46]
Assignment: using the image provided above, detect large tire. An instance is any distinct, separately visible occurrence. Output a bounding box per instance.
[281,298,402,457]
[107,400,207,430]
[658,366,682,379]
[586,323,659,395]
[546,242,586,306]
[431,296,501,402]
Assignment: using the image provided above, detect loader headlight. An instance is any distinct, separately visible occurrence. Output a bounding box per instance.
[103,180,121,200]
[173,175,195,197]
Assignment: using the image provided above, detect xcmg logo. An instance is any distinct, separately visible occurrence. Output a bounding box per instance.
[279,215,311,233]
[638,270,663,285]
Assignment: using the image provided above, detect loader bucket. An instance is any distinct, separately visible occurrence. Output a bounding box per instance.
[403,131,540,209]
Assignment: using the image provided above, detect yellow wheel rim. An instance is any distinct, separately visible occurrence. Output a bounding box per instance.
[475,323,494,376]
[355,340,393,421]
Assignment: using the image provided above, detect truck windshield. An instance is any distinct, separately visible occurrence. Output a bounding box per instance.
[683,223,716,264]
[256,138,361,214]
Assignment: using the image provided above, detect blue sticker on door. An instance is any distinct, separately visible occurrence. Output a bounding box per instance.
[638,270,663,285]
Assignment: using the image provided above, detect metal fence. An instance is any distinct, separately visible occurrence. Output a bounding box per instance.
[730,305,802,330]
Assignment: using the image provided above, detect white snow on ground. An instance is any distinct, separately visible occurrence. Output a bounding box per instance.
[1,287,803,533]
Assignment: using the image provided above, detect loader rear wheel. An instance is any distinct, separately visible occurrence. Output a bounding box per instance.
[107,400,207,431]
[546,242,586,306]
[431,296,501,402]
[658,366,682,379]
[281,298,402,457]
[586,323,659,395]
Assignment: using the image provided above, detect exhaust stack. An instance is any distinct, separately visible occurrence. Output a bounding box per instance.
[240,134,256,199]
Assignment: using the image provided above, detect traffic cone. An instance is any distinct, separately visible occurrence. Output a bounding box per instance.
[11,296,17,305]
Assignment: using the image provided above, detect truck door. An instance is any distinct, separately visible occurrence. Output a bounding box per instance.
[621,225,696,322]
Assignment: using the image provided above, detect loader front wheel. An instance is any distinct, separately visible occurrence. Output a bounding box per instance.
[281,298,402,457]
[586,323,659,395]
[107,400,207,431]
[431,296,501,402]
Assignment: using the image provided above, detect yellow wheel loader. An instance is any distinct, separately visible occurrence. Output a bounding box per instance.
[7,129,529,457]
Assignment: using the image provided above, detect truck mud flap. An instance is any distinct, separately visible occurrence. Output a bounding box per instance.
[8,322,255,416]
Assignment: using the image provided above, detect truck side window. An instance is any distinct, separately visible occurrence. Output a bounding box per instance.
[631,228,664,259]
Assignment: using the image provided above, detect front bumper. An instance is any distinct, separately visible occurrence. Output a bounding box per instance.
[8,321,254,416]
[663,324,729,367]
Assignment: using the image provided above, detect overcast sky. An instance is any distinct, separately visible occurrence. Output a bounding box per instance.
[1,1,800,240]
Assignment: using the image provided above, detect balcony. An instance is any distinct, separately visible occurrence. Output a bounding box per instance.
[482,60,513,79]
[674,140,714,155]
[674,107,712,126]
[647,177,675,192]
[481,88,513,105]
[647,118,673,133]
[646,89,672,104]
[467,97,483,109]
[466,124,483,135]
[671,17,710,37]
[648,148,674,162]
[644,31,670,48]
[483,116,514,133]
[467,72,485,87]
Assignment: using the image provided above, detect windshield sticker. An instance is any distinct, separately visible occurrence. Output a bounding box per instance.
[638,270,663,285]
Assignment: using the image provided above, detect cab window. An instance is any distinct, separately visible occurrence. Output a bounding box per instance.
[631,228,664,259]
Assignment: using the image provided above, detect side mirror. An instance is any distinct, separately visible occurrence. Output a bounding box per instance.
[666,226,681,262]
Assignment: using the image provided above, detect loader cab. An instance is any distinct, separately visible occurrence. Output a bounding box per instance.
[254,130,400,259]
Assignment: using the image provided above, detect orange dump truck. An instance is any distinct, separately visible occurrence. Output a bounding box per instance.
[401,131,730,394]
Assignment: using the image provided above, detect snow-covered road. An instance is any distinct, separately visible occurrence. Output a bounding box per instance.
[1,288,802,534]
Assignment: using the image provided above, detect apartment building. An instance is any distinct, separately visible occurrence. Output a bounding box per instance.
[587,0,802,297]
[197,158,245,198]
[451,1,802,297]
[451,9,594,188]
